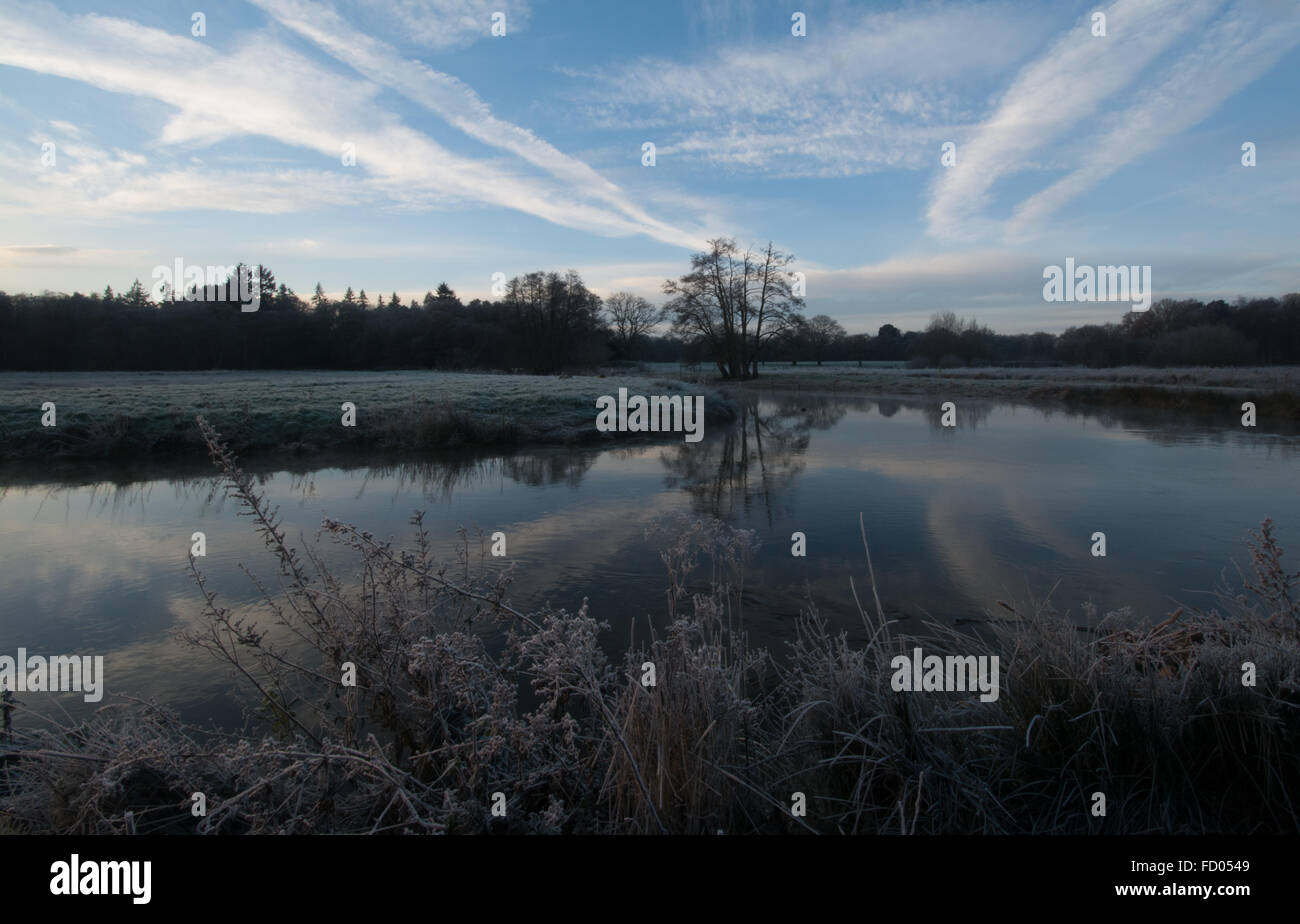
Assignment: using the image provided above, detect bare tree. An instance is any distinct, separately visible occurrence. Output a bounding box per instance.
[804,314,847,365]
[505,269,606,373]
[663,238,803,380]
[604,291,665,359]
[927,311,981,334]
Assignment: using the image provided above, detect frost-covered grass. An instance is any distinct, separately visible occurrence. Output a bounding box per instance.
[818,363,1300,390]
[0,369,735,460]
[670,362,1300,391]
[661,363,1300,425]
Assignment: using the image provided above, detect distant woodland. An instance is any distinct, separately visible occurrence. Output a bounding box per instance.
[2,240,1297,376]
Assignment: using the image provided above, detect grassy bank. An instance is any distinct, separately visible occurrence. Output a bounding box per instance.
[1,421,1296,835]
[0,370,736,462]
[699,364,1300,428]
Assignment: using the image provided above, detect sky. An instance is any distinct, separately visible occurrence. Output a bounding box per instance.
[0,0,1297,334]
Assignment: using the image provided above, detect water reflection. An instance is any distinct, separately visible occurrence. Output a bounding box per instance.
[0,391,1297,729]
[660,398,825,523]
[1,392,1292,499]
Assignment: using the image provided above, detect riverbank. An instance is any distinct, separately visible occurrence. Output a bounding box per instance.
[707,364,1300,428]
[5,366,1294,464]
[0,370,737,462]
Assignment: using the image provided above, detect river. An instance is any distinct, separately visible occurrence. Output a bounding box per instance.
[1,389,1295,728]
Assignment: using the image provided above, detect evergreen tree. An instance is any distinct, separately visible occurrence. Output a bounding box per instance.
[277,283,299,311]
[125,278,149,309]
[434,282,460,307]
[256,264,276,308]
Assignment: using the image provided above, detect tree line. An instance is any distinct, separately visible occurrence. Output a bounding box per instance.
[1,243,1297,373]
[766,299,1300,369]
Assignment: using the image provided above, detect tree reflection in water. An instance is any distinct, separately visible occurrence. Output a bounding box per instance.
[659,394,855,524]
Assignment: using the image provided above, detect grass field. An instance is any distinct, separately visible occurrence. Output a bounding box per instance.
[664,361,1300,391]
[763,362,1299,388]
[0,369,736,461]
[3,364,1296,461]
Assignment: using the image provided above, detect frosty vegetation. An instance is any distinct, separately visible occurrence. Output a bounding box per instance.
[1,420,1297,835]
[0,370,736,462]
[682,363,1300,426]
[718,362,1300,391]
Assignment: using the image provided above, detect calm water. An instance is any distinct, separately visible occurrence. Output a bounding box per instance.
[2,391,1296,728]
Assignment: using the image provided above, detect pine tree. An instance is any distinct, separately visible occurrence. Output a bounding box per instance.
[312,282,327,309]
[125,278,149,308]
[256,265,276,308]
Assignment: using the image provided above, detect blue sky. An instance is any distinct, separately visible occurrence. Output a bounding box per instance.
[1,0,1297,333]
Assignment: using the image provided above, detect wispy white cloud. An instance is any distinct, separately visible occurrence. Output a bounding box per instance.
[1,0,1295,318]
[576,2,1048,177]
[351,0,530,50]
[577,0,1299,249]
[0,0,708,246]
[1004,2,1300,238]
[0,131,377,218]
[0,244,149,266]
[927,0,1300,241]
[249,0,709,248]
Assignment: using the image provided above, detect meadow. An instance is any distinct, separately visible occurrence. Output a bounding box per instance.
[0,369,737,462]
[4,365,1295,466]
